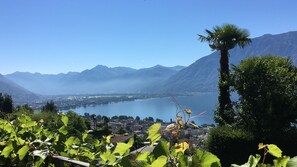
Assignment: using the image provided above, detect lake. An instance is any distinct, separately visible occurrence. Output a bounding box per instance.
[67,93,218,125]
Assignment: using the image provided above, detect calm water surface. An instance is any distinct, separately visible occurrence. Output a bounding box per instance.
[69,93,218,125]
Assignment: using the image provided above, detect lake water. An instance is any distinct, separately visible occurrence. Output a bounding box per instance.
[68,93,218,125]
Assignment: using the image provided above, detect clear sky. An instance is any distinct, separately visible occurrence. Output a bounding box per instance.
[1,0,297,74]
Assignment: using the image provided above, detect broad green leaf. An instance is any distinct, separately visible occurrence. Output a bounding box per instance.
[152,140,169,158]
[100,150,116,165]
[1,142,13,158]
[69,149,78,155]
[113,143,132,156]
[193,149,221,167]
[82,152,95,160]
[231,154,261,167]
[147,123,161,147]
[273,156,290,167]
[18,114,31,123]
[65,136,80,149]
[61,114,68,126]
[17,144,29,160]
[58,125,68,135]
[20,121,37,128]
[136,152,150,162]
[151,155,167,167]
[267,144,282,158]
[34,157,44,167]
[3,122,13,133]
[82,131,88,142]
[287,156,297,167]
[127,137,134,147]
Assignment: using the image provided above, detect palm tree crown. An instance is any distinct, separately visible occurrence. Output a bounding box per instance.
[198,24,251,51]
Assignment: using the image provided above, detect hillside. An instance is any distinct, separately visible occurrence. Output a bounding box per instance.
[0,74,38,103]
[164,31,297,93]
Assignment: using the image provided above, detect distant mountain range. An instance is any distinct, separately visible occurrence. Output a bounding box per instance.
[5,65,185,95]
[1,31,297,102]
[164,31,297,93]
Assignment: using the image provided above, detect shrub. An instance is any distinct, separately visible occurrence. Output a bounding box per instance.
[207,126,256,166]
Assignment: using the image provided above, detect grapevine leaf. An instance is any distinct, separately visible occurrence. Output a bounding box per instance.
[1,142,13,158]
[82,131,88,142]
[3,123,13,133]
[17,144,29,160]
[151,155,167,167]
[82,152,95,160]
[61,114,68,126]
[231,154,261,167]
[147,123,161,147]
[34,157,44,167]
[152,140,169,158]
[18,114,31,123]
[113,143,131,156]
[20,121,37,128]
[127,137,134,147]
[58,125,68,135]
[267,144,282,158]
[100,150,116,165]
[193,149,221,167]
[136,152,150,162]
[65,136,80,149]
[287,156,297,167]
[273,156,290,167]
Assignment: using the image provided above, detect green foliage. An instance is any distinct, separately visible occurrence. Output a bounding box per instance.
[41,100,58,113]
[14,104,34,114]
[232,56,297,138]
[207,126,256,166]
[1,111,296,167]
[233,144,297,167]
[0,93,13,114]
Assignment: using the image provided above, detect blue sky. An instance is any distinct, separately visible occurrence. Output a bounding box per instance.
[1,0,297,74]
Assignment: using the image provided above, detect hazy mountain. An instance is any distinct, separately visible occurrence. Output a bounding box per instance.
[0,74,38,103]
[164,31,297,93]
[6,65,180,95]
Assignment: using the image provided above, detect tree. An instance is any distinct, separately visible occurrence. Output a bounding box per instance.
[41,100,58,113]
[232,56,297,139]
[0,93,13,114]
[15,104,33,114]
[198,24,251,125]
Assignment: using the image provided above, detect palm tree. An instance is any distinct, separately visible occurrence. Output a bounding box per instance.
[198,24,251,125]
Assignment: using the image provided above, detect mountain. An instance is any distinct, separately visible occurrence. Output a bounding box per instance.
[164,31,297,93]
[0,74,38,103]
[5,65,181,95]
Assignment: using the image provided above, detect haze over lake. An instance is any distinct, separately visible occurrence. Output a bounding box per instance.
[66,93,218,125]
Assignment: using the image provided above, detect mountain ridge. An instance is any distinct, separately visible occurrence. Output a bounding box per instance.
[164,31,297,93]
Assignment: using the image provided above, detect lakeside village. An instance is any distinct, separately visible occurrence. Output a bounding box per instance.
[83,112,214,151]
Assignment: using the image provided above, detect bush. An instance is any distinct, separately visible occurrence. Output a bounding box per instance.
[232,56,297,138]
[207,126,256,166]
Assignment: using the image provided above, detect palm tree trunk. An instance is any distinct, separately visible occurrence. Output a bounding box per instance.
[218,49,233,124]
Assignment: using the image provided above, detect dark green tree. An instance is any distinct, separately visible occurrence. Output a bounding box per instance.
[41,100,58,113]
[232,56,297,139]
[198,24,251,125]
[66,111,91,136]
[0,93,13,114]
[15,104,33,114]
